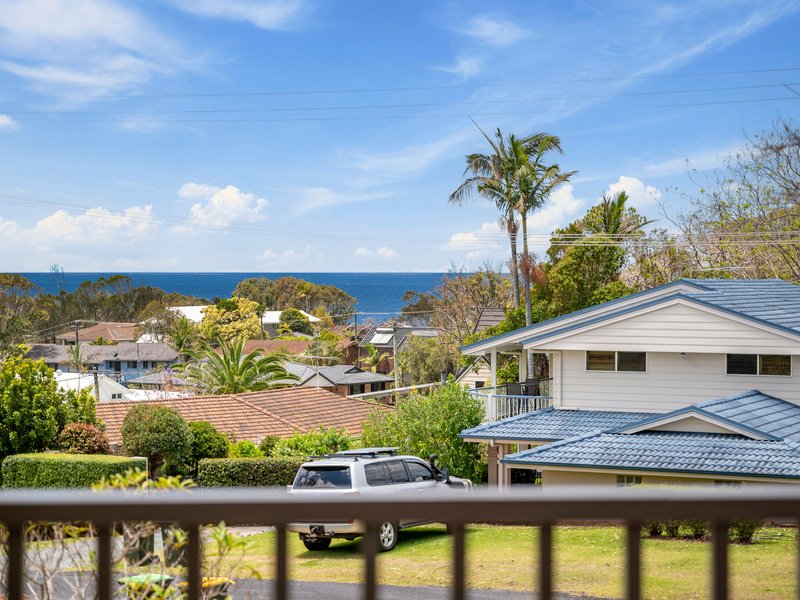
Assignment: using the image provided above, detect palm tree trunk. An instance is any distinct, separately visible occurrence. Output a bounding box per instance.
[507,209,520,309]
[521,210,534,378]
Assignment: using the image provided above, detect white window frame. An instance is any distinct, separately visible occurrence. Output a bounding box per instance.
[586,351,647,374]
[725,354,792,377]
[616,474,643,487]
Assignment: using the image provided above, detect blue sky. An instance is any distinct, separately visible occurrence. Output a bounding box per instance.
[0,0,799,272]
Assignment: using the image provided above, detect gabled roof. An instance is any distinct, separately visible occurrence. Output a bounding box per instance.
[499,390,800,480]
[55,322,138,343]
[462,278,800,355]
[283,361,393,387]
[459,407,656,442]
[474,307,506,333]
[26,342,178,364]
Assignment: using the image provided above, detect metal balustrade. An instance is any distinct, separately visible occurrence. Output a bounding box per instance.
[467,382,553,421]
[2,486,800,600]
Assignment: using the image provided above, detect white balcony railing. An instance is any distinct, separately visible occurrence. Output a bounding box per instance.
[468,380,552,421]
[1,486,799,600]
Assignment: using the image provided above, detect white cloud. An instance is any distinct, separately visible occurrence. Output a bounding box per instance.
[167,0,310,30]
[0,114,15,129]
[258,245,313,262]
[526,184,584,234]
[287,186,390,217]
[32,205,157,244]
[457,16,531,47]
[604,176,662,210]
[176,182,269,231]
[353,246,399,260]
[443,221,504,252]
[642,145,740,177]
[435,55,483,80]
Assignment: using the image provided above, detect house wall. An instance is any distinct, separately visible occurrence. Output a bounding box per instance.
[557,351,800,411]
[458,362,492,389]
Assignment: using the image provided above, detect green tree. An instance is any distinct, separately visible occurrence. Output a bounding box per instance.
[0,352,97,457]
[273,427,351,457]
[176,338,298,394]
[359,343,390,373]
[188,421,229,475]
[0,274,47,351]
[361,383,486,482]
[167,316,199,361]
[584,191,652,236]
[279,308,314,336]
[120,404,193,476]
[200,297,261,343]
[397,335,458,385]
[228,440,264,458]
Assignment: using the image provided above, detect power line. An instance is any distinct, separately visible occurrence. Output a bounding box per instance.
[4,66,799,101]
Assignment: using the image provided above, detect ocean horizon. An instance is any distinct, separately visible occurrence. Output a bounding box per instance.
[19,272,447,316]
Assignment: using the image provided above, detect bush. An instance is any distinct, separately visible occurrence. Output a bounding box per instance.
[121,404,193,476]
[228,440,264,458]
[730,519,762,543]
[642,520,663,537]
[198,457,304,487]
[279,308,313,336]
[663,520,681,538]
[684,519,708,540]
[273,427,350,457]
[57,423,110,455]
[188,421,228,472]
[361,382,487,482]
[258,435,279,456]
[2,453,147,488]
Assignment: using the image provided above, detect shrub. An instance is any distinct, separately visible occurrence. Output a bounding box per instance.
[684,519,708,540]
[2,453,147,488]
[258,435,279,456]
[121,404,193,476]
[228,440,263,458]
[188,421,228,472]
[273,427,350,457]
[57,423,110,455]
[642,520,663,537]
[663,520,681,538]
[198,457,304,487]
[279,308,313,336]
[361,382,487,482]
[730,519,762,543]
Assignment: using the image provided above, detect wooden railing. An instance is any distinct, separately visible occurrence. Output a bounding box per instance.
[2,486,798,600]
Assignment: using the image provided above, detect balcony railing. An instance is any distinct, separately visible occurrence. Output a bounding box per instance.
[1,486,799,600]
[468,379,553,421]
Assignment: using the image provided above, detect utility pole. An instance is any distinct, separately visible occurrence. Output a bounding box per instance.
[391,320,399,391]
[354,311,359,367]
[92,368,100,402]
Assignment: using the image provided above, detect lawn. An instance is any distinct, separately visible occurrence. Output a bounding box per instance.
[228,524,796,599]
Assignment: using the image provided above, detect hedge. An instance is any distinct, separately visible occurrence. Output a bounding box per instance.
[1,453,147,488]
[198,457,304,487]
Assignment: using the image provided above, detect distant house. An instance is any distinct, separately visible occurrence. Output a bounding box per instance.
[455,307,507,389]
[236,339,312,356]
[171,305,320,337]
[459,278,800,486]
[96,387,391,446]
[55,322,140,345]
[359,324,438,374]
[282,361,394,396]
[54,371,132,402]
[27,342,179,383]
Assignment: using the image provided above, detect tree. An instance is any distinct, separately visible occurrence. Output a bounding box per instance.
[0,274,47,351]
[167,316,199,361]
[121,404,193,476]
[176,338,298,394]
[359,343,390,373]
[0,351,97,457]
[397,335,458,385]
[360,383,486,482]
[188,421,228,475]
[66,341,86,372]
[584,191,652,236]
[279,308,314,336]
[199,297,261,343]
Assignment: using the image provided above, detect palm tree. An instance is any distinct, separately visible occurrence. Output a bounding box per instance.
[359,343,391,373]
[167,316,199,362]
[583,191,653,236]
[66,341,86,373]
[175,338,298,395]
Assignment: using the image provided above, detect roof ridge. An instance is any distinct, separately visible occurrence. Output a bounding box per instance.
[232,393,303,430]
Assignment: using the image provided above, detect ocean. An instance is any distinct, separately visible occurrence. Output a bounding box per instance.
[19,272,446,316]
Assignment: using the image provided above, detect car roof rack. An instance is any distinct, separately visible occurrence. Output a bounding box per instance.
[307,447,399,461]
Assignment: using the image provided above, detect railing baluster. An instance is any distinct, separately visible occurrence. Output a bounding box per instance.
[626,522,641,600]
[186,524,202,600]
[276,524,288,600]
[6,522,24,600]
[712,521,728,600]
[451,523,465,600]
[538,523,553,600]
[96,523,113,600]
[363,523,377,600]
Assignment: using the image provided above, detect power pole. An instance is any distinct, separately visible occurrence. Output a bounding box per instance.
[391,320,399,391]
[92,368,100,402]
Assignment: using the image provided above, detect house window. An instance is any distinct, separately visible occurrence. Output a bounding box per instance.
[616,475,642,487]
[127,361,137,369]
[111,393,123,400]
[587,351,646,372]
[714,480,742,487]
[474,381,485,388]
[727,354,791,376]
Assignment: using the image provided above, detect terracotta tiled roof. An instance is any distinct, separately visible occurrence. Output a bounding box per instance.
[55,322,139,343]
[239,339,311,355]
[96,387,389,445]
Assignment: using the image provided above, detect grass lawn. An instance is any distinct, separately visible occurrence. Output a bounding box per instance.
[228,524,796,599]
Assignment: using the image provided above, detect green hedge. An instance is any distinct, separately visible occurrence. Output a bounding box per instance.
[1,453,147,488]
[198,457,304,487]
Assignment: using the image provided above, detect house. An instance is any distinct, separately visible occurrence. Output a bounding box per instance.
[27,342,179,382]
[55,322,140,345]
[54,370,132,402]
[459,279,800,486]
[282,361,394,396]
[359,324,438,374]
[96,387,390,446]
[455,307,507,389]
[171,306,320,337]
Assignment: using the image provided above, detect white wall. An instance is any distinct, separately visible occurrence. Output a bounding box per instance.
[458,362,491,389]
[557,351,800,411]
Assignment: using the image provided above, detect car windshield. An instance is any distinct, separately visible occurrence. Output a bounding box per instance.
[293,466,352,489]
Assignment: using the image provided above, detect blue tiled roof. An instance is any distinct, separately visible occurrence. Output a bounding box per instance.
[696,390,800,442]
[502,431,800,480]
[459,407,656,442]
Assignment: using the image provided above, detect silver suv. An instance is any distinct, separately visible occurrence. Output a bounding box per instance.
[287,447,472,551]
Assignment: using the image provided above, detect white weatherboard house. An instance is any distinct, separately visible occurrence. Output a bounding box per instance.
[172,306,320,337]
[459,279,800,487]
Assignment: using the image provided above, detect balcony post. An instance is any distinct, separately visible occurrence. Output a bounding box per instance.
[488,349,498,422]
[518,350,527,383]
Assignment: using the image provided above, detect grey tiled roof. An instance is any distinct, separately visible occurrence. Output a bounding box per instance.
[503,431,800,480]
[459,407,656,441]
[474,307,506,333]
[691,390,800,442]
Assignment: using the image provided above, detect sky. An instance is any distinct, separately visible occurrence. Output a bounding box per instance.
[0,0,799,273]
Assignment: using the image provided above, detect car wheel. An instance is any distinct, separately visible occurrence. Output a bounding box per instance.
[302,537,332,551]
[377,521,398,552]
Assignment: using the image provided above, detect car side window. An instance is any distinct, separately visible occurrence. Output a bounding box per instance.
[405,460,434,482]
[364,462,390,486]
[385,460,410,484]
